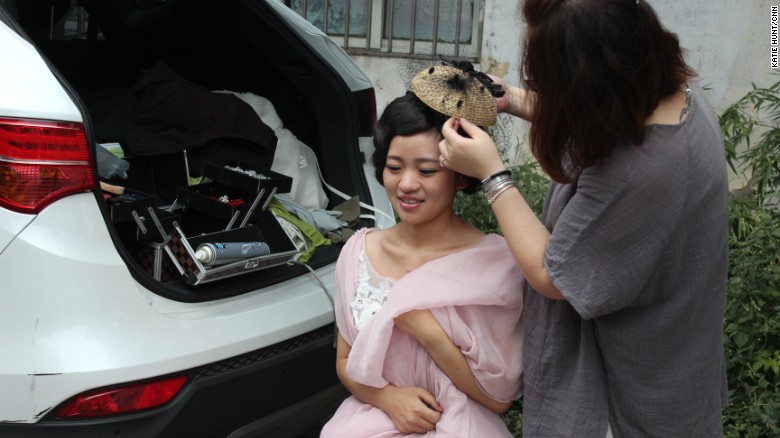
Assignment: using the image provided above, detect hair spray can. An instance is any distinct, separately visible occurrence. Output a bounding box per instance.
[194,241,271,266]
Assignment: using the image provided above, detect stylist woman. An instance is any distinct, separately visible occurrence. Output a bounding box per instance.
[437,0,729,436]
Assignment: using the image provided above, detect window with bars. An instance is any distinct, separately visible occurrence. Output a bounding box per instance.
[286,0,483,60]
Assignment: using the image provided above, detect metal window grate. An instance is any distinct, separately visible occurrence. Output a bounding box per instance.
[287,0,482,61]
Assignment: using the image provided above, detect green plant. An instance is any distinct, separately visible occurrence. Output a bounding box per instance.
[720,76,780,207]
[722,200,780,437]
[720,78,780,438]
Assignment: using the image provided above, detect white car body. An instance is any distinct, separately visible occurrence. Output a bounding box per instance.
[0,0,390,436]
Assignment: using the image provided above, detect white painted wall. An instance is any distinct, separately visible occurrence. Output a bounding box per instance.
[352,0,777,166]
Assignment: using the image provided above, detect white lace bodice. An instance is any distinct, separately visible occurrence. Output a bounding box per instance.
[350,241,394,330]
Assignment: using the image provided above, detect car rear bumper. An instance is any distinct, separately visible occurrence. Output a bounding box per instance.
[0,325,347,438]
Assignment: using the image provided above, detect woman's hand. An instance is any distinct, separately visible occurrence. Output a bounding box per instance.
[439,117,506,181]
[335,333,442,433]
[377,385,443,434]
[488,74,513,115]
[487,74,533,121]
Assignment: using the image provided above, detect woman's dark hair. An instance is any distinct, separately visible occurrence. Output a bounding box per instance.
[372,92,480,193]
[522,0,696,183]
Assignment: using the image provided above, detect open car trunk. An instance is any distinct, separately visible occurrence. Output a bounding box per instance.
[17,0,377,302]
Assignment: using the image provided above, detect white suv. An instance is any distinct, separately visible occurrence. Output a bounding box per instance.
[0,0,391,436]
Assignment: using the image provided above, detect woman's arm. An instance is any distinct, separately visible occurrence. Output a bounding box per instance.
[437,78,554,297]
[334,333,442,433]
[488,182,563,299]
[393,310,514,414]
[439,117,564,299]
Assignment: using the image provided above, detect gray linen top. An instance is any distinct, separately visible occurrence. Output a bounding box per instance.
[522,82,729,437]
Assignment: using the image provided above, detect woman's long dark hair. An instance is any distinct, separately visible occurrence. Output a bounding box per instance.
[522,0,695,183]
[372,92,480,193]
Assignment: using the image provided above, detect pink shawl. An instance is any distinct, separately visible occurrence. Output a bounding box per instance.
[335,227,524,402]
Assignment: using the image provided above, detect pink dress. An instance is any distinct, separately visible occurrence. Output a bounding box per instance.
[321,228,524,437]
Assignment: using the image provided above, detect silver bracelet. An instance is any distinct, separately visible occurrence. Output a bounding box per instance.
[483,176,515,205]
[487,182,515,205]
[481,173,513,197]
[481,173,512,194]
[486,180,515,205]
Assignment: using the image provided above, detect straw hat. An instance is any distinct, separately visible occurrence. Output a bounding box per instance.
[411,64,497,126]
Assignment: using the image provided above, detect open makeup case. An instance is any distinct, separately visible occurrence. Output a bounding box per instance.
[105,158,299,286]
[91,58,312,288]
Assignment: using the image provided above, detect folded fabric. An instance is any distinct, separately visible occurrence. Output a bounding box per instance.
[267,198,330,263]
[275,194,347,234]
[340,229,525,402]
[331,195,361,228]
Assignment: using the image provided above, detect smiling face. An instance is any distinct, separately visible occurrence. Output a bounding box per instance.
[383,129,463,226]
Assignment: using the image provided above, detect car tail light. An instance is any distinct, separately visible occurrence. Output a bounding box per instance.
[0,118,95,214]
[54,375,188,419]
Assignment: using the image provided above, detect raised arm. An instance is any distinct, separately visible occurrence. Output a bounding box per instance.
[334,332,442,433]
[439,117,564,300]
[393,309,513,414]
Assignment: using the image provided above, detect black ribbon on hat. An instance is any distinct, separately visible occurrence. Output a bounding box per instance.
[439,55,505,98]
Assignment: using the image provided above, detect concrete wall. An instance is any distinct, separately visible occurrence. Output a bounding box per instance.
[351,0,777,166]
